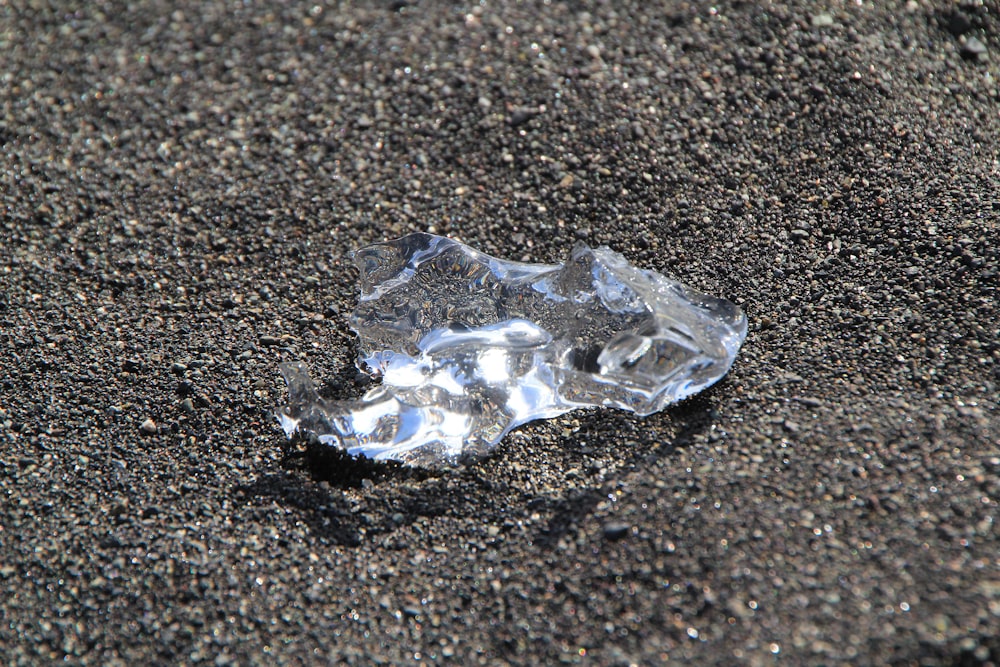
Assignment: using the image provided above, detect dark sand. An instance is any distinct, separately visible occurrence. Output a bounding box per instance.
[2,1,999,664]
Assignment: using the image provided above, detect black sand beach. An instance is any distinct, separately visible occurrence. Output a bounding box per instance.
[2,1,999,664]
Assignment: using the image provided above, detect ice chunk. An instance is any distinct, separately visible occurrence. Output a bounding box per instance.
[279,233,747,465]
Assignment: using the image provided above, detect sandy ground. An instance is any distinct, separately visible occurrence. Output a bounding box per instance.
[2,1,999,664]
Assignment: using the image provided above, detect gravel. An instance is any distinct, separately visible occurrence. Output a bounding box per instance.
[2,1,998,664]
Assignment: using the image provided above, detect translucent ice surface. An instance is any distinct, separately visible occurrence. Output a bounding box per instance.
[279,233,747,465]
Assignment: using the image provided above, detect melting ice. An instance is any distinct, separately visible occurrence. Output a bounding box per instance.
[279,233,747,465]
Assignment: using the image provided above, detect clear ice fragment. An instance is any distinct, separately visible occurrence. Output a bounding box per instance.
[279,233,747,465]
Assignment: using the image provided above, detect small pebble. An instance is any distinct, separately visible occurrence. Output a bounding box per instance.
[961,37,988,61]
[603,522,631,541]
